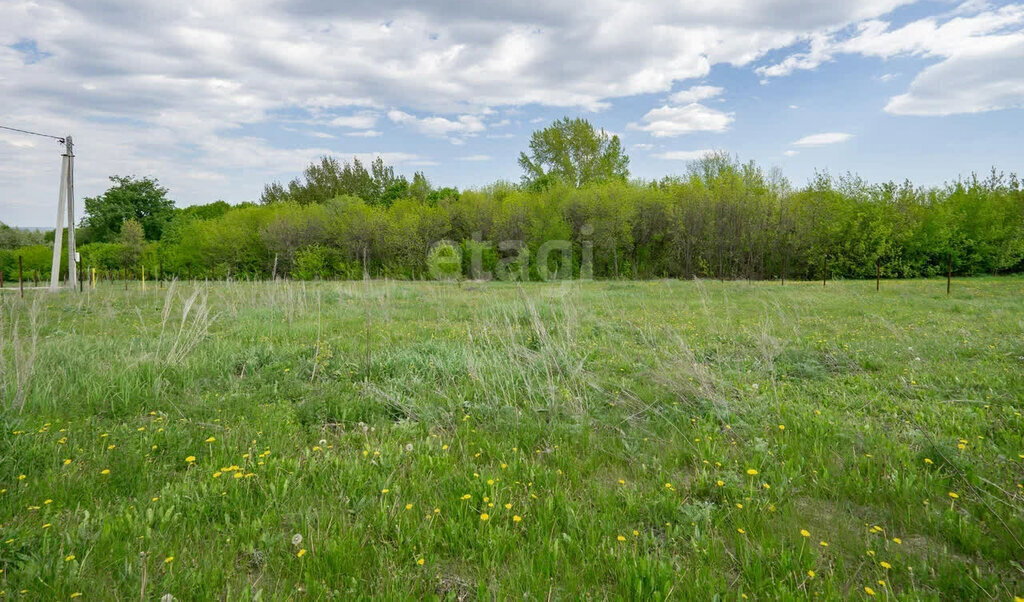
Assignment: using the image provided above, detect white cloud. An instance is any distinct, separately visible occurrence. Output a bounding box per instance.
[758,4,1024,116]
[885,35,1024,115]
[653,149,718,160]
[629,104,733,137]
[668,85,724,104]
[330,112,380,129]
[632,143,654,150]
[792,132,853,146]
[783,149,799,156]
[458,154,492,161]
[0,0,979,223]
[388,110,486,137]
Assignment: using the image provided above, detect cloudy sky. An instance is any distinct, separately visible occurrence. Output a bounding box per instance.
[2,0,1023,225]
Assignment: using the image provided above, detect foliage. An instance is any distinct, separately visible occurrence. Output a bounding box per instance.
[519,117,630,190]
[426,240,462,280]
[8,150,1024,283]
[81,175,175,242]
[119,218,145,267]
[261,156,410,207]
[0,223,45,250]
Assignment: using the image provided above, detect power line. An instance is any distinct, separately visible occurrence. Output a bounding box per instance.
[0,124,65,142]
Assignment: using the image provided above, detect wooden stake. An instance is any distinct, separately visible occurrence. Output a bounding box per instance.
[947,254,952,296]
[19,256,24,298]
[876,259,880,291]
[822,255,827,287]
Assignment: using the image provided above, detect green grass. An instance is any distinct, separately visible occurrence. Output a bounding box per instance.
[2,277,1023,600]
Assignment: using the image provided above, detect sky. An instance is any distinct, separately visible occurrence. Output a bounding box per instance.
[1,0,1023,226]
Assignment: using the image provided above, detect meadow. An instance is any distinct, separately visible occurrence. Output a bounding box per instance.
[1,277,1023,600]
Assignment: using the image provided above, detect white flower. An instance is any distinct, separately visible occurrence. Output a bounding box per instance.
[405,443,413,452]
[319,439,327,447]
[291,533,303,546]
[161,594,176,602]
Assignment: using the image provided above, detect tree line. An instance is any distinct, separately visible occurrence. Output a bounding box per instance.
[1,118,1022,282]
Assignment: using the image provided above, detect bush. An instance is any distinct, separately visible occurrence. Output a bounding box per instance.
[427,240,463,281]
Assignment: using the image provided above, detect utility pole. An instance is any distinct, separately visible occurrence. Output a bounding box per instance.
[49,135,77,292]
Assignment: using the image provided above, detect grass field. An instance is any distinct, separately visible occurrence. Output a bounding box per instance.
[1,277,1023,600]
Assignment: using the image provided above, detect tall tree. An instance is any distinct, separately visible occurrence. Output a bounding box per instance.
[519,117,629,190]
[119,218,145,267]
[82,176,175,242]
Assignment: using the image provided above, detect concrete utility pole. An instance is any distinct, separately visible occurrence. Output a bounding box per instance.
[50,135,77,292]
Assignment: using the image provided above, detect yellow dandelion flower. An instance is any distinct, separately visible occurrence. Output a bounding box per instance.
[480,513,489,521]
[800,529,810,537]
[461,494,471,500]
[617,535,626,541]
[618,479,625,485]
[63,459,71,466]
[880,561,892,569]
[746,469,758,476]
[18,474,26,480]
[807,570,815,578]
[65,554,75,562]
[737,528,745,534]
[892,538,902,544]
[297,549,306,557]
[405,503,413,510]
[820,541,829,547]
[924,458,933,464]
[716,480,725,487]
[864,586,876,596]
[212,472,222,478]
[513,515,522,522]
[100,469,110,475]
[735,503,743,509]
[70,594,82,599]
[381,488,390,494]
[948,492,959,499]
[205,437,215,443]
[417,557,425,565]
[164,556,174,563]
[185,456,196,463]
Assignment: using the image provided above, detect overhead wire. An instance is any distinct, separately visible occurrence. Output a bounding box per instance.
[0,124,65,142]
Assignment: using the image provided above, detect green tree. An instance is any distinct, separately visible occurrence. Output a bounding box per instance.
[519,118,629,190]
[82,176,175,242]
[119,218,145,267]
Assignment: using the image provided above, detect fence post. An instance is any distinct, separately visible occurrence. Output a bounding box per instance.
[822,255,827,287]
[876,259,880,292]
[19,256,24,298]
[947,254,952,296]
